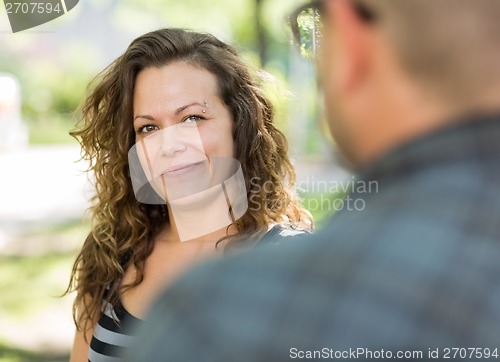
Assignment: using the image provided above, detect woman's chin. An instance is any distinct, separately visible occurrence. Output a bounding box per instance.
[168,182,223,210]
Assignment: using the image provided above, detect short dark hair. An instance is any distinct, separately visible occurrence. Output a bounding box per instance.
[365,0,500,104]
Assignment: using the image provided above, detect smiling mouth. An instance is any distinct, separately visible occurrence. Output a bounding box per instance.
[162,161,205,176]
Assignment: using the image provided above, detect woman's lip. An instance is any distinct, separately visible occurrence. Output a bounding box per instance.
[162,161,204,175]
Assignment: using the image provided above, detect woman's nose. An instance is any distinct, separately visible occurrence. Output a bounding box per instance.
[159,126,187,157]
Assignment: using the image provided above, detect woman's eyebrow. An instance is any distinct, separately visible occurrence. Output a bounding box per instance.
[175,102,204,115]
[133,114,156,122]
[133,102,205,122]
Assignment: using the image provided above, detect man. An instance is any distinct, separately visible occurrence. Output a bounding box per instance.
[127,0,500,360]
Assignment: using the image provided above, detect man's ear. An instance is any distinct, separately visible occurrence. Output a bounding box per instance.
[324,0,373,92]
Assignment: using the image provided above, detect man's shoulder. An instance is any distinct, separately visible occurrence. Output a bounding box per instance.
[131,211,500,362]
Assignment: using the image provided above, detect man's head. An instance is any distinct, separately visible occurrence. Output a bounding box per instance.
[291,0,500,166]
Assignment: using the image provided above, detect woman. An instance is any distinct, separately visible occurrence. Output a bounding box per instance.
[66,28,312,362]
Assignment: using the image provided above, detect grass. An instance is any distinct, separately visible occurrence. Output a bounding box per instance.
[0,253,72,317]
[0,221,87,361]
[0,343,68,362]
[0,220,89,316]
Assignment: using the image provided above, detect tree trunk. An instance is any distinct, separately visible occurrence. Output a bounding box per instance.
[254,0,267,66]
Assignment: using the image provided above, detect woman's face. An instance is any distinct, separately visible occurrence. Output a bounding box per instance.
[132,61,235,202]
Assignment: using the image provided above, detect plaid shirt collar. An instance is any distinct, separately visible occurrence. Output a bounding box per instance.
[358,112,500,183]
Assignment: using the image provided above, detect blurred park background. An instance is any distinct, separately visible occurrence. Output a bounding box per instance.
[0,0,349,360]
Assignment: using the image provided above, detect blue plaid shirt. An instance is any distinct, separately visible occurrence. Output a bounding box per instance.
[127,113,500,361]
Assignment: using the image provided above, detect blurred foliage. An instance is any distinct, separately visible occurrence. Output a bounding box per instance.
[0,253,70,316]
[0,221,87,316]
[0,43,94,143]
[301,191,345,228]
[0,221,88,361]
[0,343,68,362]
[28,114,76,144]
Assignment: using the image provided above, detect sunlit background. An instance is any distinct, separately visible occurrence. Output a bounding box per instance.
[0,0,349,360]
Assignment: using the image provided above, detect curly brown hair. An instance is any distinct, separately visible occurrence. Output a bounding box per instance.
[65,28,313,334]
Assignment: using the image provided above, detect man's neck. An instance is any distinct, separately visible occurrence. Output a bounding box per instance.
[354,95,459,168]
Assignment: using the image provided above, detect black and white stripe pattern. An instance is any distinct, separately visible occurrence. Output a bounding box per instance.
[87,225,304,361]
[88,301,141,362]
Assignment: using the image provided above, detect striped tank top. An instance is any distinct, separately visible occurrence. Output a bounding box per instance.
[88,300,141,362]
[87,225,307,361]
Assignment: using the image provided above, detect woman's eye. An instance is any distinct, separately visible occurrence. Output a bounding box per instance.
[137,125,158,134]
[183,115,202,123]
